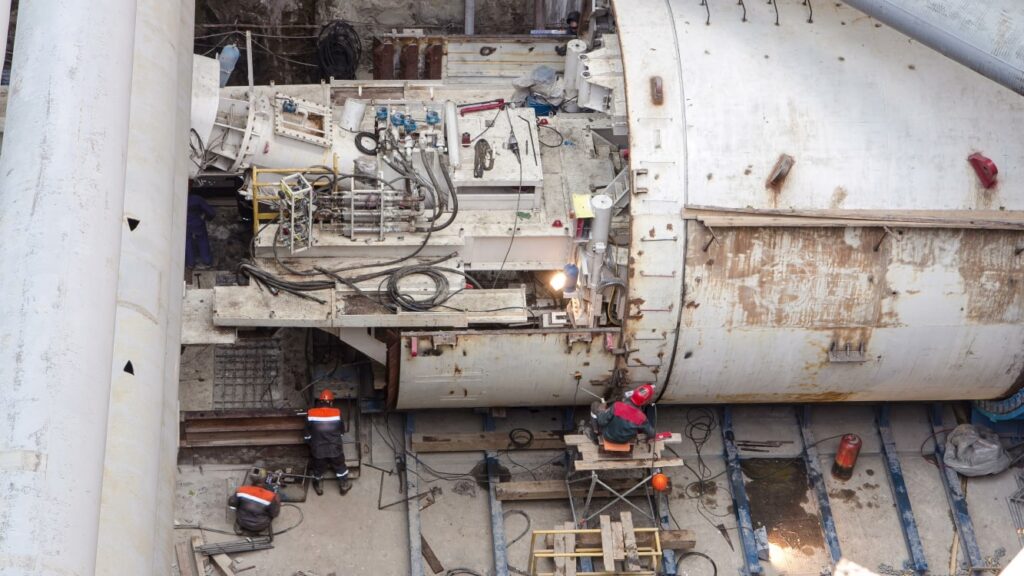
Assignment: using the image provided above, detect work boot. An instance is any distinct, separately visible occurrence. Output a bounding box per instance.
[338,477,353,495]
[312,476,324,496]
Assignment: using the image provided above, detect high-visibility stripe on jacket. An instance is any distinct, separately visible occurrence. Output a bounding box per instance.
[236,485,276,506]
[305,406,345,459]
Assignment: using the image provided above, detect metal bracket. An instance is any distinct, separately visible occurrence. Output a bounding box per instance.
[828,342,867,363]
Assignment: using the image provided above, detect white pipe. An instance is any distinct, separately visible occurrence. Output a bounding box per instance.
[465,0,475,35]
[841,0,1024,95]
[152,2,195,570]
[444,100,461,168]
[0,0,10,80]
[95,0,187,571]
[0,0,138,573]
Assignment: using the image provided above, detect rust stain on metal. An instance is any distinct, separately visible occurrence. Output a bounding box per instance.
[686,227,890,328]
[399,43,420,80]
[372,41,396,80]
[958,230,1024,323]
[648,227,656,238]
[424,43,444,80]
[830,186,848,209]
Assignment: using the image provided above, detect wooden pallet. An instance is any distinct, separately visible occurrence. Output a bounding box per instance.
[532,512,666,576]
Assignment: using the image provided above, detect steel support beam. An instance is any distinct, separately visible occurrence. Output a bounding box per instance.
[721,407,764,575]
[406,414,424,576]
[485,414,510,576]
[797,406,843,566]
[0,0,138,572]
[930,404,983,571]
[876,405,928,574]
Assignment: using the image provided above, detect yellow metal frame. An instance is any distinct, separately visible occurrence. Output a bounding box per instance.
[526,528,662,576]
[249,155,339,235]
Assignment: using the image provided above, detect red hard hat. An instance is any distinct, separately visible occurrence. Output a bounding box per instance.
[629,384,655,406]
[319,389,335,402]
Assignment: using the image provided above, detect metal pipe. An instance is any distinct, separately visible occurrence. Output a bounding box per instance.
[0,0,138,572]
[465,0,475,35]
[841,0,1024,95]
[95,0,187,572]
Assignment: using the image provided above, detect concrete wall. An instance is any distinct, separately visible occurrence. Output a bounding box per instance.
[194,0,579,84]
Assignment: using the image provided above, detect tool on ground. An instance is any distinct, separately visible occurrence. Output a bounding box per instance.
[507,128,520,163]
[716,523,734,551]
[473,139,494,177]
[518,115,538,165]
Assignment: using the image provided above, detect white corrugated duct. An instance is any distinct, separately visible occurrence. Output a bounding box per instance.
[94,0,193,572]
[0,0,138,573]
[842,0,1024,95]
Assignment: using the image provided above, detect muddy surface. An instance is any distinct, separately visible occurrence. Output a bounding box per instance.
[742,458,825,557]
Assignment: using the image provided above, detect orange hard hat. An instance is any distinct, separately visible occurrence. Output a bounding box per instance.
[629,384,655,406]
[651,473,670,492]
[318,389,335,402]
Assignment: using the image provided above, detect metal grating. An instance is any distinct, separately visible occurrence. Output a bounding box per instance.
[213,340,282,409]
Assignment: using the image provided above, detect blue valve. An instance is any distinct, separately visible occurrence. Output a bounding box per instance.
[281,99,298,113]
[376,107,389,121]
[390,111,405,126]
[403,117,418,133]
[425,109,441,126]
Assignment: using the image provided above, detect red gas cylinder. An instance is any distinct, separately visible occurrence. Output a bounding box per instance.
[831,434,862,480]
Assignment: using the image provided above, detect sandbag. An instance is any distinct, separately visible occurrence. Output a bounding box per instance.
[943,424,1009,477]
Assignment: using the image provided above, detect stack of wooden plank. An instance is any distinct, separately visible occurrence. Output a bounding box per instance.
[538,512,678,576]
[564,434,684,471]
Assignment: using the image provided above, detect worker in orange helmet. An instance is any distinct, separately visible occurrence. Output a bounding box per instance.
[228,483,281,539]
[592,384,657,444]
[304,389,352,495]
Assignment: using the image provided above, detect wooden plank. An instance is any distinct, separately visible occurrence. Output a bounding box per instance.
[175,541,199,576]
[191,536,207,576]
[599,515,615,571]
[495,479,644,501]
[620,512,642,571]
[421,536,445,574]
[546,529,696,551]
[611,522,625,561]
[682,205,1024,231]
[554,528,567,576]
[412,431,565,453]
[563,522,577,576]
[210,553,235,575]
[573,457,686,471]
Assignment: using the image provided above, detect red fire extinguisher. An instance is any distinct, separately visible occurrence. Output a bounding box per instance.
[831,434,862,480]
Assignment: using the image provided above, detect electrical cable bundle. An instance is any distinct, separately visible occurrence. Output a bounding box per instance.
[316,20,362,80]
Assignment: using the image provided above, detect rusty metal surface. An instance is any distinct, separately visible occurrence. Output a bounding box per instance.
[395,330,618,409]
[661,225,1024,402]
[372,41,395,80]
[179,409,304,448]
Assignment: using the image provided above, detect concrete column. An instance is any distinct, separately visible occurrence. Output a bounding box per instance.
[94,0,190,571]
[465,0,475,35]
[0,0,11,78]
[0,0,138,574]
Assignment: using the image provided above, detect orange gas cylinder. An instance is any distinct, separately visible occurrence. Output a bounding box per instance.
[831,434,862,480]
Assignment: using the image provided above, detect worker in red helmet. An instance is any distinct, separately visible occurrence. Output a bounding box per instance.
[228,483,281,539]
[304,389,352,495]
[593,384,657,444]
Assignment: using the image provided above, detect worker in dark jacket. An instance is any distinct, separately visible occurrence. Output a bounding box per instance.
[594,384,657,444]
[304,389,352,495]
[185,194,216,268]
[228,484,281,538]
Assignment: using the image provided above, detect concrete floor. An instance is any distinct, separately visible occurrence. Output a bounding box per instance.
[173,399,1021,576]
